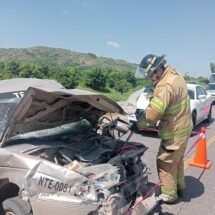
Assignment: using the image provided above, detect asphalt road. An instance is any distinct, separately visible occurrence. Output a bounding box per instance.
[128,106,215,215]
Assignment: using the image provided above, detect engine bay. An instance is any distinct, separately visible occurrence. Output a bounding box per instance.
[25,126,147,177]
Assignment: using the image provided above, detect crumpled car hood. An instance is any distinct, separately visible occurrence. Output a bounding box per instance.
[0,87,125,147]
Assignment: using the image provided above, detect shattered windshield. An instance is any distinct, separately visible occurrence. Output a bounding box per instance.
[6,119,92,144]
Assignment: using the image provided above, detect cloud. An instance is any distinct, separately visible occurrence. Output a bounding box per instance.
[107,41,120,48]
[63,10,70,15]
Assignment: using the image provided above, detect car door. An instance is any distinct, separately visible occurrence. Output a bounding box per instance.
[196,86,207,121]
[199,86,211,119]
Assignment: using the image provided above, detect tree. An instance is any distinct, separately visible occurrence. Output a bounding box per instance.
[19,64,44,79]
[107,70,122,88]
[123,71,137,87]
[84,68,107,89]
[55,67,80,89]
[196,76,209,87]
[114,80,132,94]
[184,73,195,82]
[38,64,49,78]
[0,62,5,73]
[136,78,152,88]
[5,61,20,78]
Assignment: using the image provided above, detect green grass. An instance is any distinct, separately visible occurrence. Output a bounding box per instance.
[77,84,143,101]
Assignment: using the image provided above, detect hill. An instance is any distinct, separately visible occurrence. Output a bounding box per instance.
[0,46,136,71]
[0,46,209,101]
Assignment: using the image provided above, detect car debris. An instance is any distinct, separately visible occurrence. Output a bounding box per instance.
[0,79,158,215]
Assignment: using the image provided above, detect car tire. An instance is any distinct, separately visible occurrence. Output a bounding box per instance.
[2,197,32,215]
[0,183,19,215]
[192,111,197,129]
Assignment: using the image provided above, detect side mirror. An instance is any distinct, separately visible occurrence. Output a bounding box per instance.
[198,95,206,99]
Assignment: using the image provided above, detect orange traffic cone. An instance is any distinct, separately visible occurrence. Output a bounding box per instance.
[189,127,212,169]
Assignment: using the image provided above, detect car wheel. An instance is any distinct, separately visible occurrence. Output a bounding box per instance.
[3,197,32,215]
[192,111,197,129]
[0,183,19,215]
[205,105,212,122]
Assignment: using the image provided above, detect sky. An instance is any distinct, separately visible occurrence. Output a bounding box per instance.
[0,0,215,77]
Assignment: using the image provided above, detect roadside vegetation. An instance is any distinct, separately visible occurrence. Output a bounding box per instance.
[0,47,210,101]
[0,61,153,101]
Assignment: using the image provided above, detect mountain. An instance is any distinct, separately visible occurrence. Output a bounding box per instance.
[0,46,136,71]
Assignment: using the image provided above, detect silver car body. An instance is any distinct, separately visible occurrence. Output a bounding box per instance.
[0,79,156,215]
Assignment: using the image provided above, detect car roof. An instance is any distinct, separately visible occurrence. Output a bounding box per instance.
[187,83,203,90]
[187,83,196,90]
[0,78,64,93]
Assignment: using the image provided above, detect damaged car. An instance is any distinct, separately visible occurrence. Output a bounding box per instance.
[0,82,157,215]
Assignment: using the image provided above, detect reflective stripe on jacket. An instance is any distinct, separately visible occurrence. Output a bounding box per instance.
[146,66,193,142]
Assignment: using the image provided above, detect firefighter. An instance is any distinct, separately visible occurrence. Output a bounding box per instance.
[135,54,193,203]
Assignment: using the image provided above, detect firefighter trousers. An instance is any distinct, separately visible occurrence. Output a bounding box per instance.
[156,135,190,198]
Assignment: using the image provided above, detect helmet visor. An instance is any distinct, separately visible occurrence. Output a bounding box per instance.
[135,66,154,79]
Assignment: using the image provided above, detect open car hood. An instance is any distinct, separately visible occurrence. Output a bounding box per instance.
[0,87,125,147]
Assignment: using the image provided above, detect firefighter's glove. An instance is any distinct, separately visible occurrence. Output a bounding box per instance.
[136,110,147,129]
